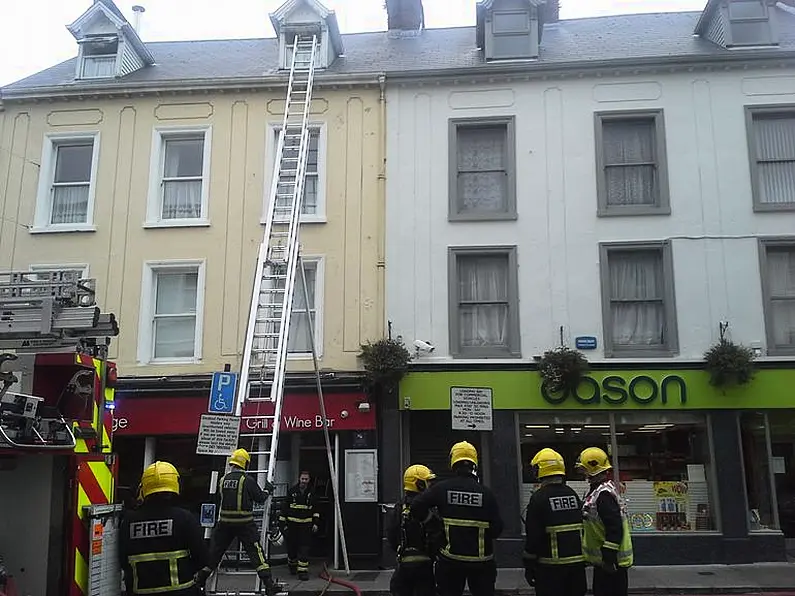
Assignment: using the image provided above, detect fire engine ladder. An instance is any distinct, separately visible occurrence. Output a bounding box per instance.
[207,34,350,596]
[0,270,118,450]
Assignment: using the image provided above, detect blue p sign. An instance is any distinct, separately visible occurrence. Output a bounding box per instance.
[209,372,238,414]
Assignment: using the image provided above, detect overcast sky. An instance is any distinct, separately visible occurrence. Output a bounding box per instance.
[0,0,708,86]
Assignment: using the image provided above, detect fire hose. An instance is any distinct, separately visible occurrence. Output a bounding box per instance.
[318,564,362,596]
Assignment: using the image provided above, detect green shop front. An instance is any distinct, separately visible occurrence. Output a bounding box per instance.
[398,366,795,565]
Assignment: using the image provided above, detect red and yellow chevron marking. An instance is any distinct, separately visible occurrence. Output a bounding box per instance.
[70,456,115,596]
[68,354,117,596]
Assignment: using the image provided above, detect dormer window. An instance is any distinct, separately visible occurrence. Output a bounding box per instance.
[79,35,118,78]
[283,29,325,70]
[727,0,776,46]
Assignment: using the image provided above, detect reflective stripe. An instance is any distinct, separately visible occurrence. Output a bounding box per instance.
[538,554,585,565]
[290,504,311,510]
[237,474,245,511]
[440,517,492,562]
[603,541,620,551]
[128,550,194,594]
[287,517,313,524]
[399,554,431,563]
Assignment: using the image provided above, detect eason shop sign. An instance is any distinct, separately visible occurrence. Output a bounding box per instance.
[540,374,686,406]
[399,368,795,410]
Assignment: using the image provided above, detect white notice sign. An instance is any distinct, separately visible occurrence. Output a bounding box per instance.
[451,387,493,431]
[197,414,241,455]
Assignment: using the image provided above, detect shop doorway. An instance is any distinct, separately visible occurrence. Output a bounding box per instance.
[768,411,795,539]
[295,432,335,559]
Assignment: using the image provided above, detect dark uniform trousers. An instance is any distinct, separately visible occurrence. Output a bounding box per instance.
[281,485,318,574]
[208,469,271,581]
[592,567,629,596]
[390,563,436,596]
[119,497,210,596]
[523,482,587,596]
[409,474,504,596]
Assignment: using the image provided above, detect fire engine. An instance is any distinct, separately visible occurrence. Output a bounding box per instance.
[0,270,120,596]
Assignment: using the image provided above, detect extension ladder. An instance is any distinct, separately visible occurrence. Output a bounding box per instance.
[207,34,349,595]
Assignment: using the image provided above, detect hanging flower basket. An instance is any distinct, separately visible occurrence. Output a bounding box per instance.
[703,339,756,388]
[358,337,412,395]
[539,346,590,394]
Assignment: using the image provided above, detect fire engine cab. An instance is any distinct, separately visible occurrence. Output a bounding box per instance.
[0,270,120,596]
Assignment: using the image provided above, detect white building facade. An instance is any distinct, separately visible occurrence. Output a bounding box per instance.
[385,0,795,566]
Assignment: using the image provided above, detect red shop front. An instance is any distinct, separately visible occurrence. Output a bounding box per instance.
[111,391,379,561]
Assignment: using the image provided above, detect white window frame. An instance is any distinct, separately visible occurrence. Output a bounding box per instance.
[263,122,327,224]
[76,35,119,80]
[32,132,100,233]
[137,260,206,365]
[29,263,90,279]
[287,256,325,360]
[145,126,212,228]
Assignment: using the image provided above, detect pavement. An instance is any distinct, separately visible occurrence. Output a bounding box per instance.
[211,563,795,595]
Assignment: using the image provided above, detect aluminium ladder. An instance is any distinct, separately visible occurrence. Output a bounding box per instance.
[207,34,350,596]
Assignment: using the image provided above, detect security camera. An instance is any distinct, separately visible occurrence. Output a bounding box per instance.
[340,409,349,419]
[357,402,371,413]
[414,339,435,353]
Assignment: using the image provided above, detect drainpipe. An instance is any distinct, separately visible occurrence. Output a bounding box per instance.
[377,73,387,338]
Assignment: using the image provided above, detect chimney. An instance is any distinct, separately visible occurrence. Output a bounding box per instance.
[386,0,424,37]
[132,5,145,33]
[541,0,560,24]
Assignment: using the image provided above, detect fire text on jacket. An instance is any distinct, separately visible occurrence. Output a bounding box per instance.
[447,491,483,507]
[549,495,578,511]
[130,519,174,539]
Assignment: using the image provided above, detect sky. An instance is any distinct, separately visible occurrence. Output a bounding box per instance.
[0,0,708,87]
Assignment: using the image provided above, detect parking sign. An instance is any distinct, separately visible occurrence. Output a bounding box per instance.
[209,371,238,414]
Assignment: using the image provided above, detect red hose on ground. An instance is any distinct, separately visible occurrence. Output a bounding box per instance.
[318,564,363,596]
[0,577,18,596]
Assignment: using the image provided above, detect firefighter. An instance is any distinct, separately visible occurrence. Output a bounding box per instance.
[576,447,634,596]
[118,461,210,596]
[202,448,278,595]
[410,441,503,596]
[386,464,442,596]
[523,448,586,596]
[278,471,319,580]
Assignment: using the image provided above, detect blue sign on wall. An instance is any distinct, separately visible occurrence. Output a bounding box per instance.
[209,371,238,414]
[200,503,217,527]
[575,336,598,350]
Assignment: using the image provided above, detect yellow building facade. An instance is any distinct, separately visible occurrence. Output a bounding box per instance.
[0,0,385,378]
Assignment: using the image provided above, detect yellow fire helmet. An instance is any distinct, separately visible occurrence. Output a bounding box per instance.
[403,464,436,493]
[141,461,180,498]
[531,448,566,479]
[229,448,251,470]
[576,446,612,477]
[449,441,478,468]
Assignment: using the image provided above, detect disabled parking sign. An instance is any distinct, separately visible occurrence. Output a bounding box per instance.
[209,371,238,414]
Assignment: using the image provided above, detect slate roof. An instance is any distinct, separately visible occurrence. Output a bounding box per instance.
[4,7,795,94]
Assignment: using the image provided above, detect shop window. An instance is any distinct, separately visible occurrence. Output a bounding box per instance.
[740,412,779,531]
[614,412,715,533]
[767,410,795,538]
[517,411,717,534]
[518,412,612,508]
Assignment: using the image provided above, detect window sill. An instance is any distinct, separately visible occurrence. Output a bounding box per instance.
[143,219,211,229]
[605,349,678,359]
[139,357,202,366]
[261,216,327,225]
[29,224,97,234]
[451,351,523,360]
[287,353,322,360]
[449,213,518,222]
[597,207,671,217]
[753,203,795,213]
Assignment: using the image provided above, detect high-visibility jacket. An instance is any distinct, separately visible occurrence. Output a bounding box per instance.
[582,480,633,568]
[119,496,210,595]
[279,484,319,525]
[410,473,503,564]
[216,468,267,524]
[386,494,443,566]
[523,481,585,566]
